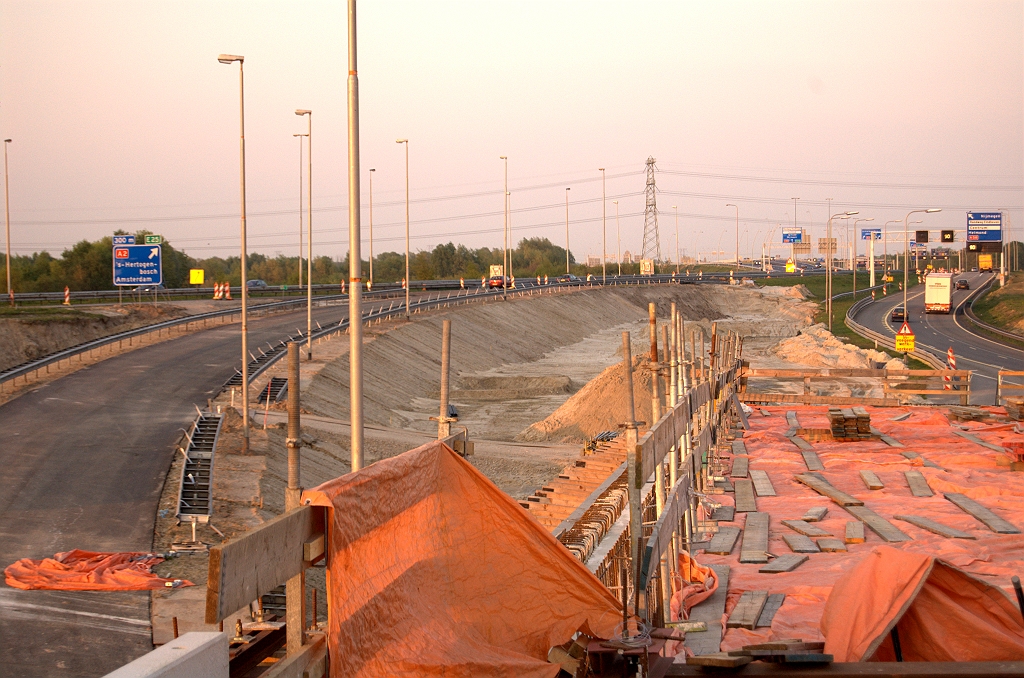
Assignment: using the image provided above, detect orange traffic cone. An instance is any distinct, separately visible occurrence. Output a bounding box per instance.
[224,284,232,300]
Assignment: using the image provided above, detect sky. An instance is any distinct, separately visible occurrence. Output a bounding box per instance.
[1,0,1022,265]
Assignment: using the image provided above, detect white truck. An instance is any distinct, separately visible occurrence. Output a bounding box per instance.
[924,272,952,313]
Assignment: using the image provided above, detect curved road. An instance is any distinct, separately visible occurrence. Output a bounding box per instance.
[0,296,403,676]
[852,271,1024,405]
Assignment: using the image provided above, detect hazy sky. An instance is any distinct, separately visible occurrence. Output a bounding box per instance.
[2,1,1021,265]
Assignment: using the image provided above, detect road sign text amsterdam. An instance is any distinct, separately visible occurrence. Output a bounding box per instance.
[113,244,163,286]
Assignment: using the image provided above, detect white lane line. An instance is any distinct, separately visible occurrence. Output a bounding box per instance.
[0,596,152,635]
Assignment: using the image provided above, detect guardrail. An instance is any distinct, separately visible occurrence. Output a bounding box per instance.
[844,293,948,371]
[960,276,1024,345]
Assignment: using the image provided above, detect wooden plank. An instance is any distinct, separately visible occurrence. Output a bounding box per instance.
[800,449,825,471]
[756,593,786,627]
[760,555,808,573]
[731,455,749,478]
[944,493,1021,534]
[727,590,769,630]
[782,519,832,538]
[711,505,735,522]
[859,470,884,490]
[704,526,741,555]
[262,634,327,678]
[901,450,942,469]
[870,427,905,447]
[741,393,895,407]
[206,505,325,624]
[783,533,820,553]
[904,470,934,497]
[794,474,863,506]
[685,653,752,668]
[685,564,730,656]
[731,392,750,429]
[894,514,977,539]
[844,505,912,542]
[738,641,825,652]
[845,521,865,544]
[739,512,770,564]
[734,478,758,512]
[787,435,815,452]
[951,428,1008,453]
[750,470,776,497]
[816,537,847,552]
[802,506,828,522]
[786,411,799,428]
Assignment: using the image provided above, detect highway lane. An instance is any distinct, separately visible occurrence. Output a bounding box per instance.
[0,297,386,677]
[851,271,1024,405]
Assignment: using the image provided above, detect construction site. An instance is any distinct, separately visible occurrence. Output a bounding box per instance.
[5,278,1024,678]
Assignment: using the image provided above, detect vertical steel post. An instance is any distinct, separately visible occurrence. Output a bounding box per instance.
[3,139,11,307]
[438,319,452,439]
[306,112,313,359]
[285,342,305,652]
[621,332,640,612]
[649,303,661,423]
[347,0,365,471]
[238,60,250,454]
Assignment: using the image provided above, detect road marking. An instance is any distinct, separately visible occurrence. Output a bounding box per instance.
[0,591,151,636]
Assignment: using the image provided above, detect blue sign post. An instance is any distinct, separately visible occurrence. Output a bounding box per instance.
[112,235,136,245]
[967,212,1002,242]
[782,228,802,243]
[113,244,162,286]
[861,228,882,240]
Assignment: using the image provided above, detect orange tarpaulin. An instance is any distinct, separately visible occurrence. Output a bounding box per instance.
[4,549,192,591]
[301,441,621,678]
[821,546,1024,661]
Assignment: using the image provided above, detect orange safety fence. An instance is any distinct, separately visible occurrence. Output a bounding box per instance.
[4,549,192,591]
[301,440,622,678]
[694,404,1024,654]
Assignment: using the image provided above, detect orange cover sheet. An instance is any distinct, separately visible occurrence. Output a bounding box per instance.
[822,545,1024,661]
[4,549,191,591]
[302,441,622,678]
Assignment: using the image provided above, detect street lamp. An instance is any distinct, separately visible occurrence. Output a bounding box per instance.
[217,53,250,453]
[791,198,800,264]
[295,110,313,359]
[292,133,307,288]
[4,139,11,307]
[613,200,621,276]
[500,156,508,297]
[397,139,410,318]
[903,209,942,320]
[826,210,858,331]
[726,203,739,268]
[368,168,375,288]
[346,0,365,472]
[883,219,901,272]
[851,217,873,297]
[673,206,679,273]
[600,168,606,284]
[565,187,571,274]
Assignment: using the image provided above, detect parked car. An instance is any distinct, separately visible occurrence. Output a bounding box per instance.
[955,279,970,290]
[247,279,269,290]
[891,306,906,322]
[134,284,165,292]
[487,275,508,289]
[557,274,582,284]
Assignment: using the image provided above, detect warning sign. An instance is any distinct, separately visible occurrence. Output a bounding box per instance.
[785,259,796,273]
[895,322,915,353]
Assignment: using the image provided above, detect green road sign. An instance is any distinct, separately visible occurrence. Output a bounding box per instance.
[145,235,163,244]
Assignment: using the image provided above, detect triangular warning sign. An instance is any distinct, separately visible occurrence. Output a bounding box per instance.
[896,321,914,336]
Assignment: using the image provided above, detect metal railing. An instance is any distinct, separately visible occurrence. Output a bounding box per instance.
[845,293,948,370]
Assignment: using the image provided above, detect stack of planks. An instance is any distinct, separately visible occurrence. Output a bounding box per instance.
[827,407,871,441]
[688,639,831,668]
[947,405,990,422]
[1003,399,1024,421]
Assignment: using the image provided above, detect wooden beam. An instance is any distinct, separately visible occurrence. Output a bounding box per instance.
[782,519,831,538]
[734,478,758,512]
[739,512,770,564]
[859,470,884,490]
[206,505,326,624]
[705,526,741,555]
[750,470,776,497]
[944,493,1021,534]
[904,471,934,497]
[783,533,820,553]
[800,449,826,471]
[760,555,808,574]
[727,590,769,629]
[685,564,730,656]
[951,429,1009,453]
[262,633,327,678]
[845,521,865,544]
[794,474,862,506]
[756,593,786,627]
[894,514,976,539]
[802,506,828,522]
[844,505,912,542]
[816,537,847,552]
[731,456,749,478]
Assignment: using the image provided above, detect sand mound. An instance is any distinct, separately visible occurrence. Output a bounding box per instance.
[517,355,657,443]
[773,323,905,370]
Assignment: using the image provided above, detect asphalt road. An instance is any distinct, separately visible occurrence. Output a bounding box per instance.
[0,298,383,677]
[850,271,1024,405]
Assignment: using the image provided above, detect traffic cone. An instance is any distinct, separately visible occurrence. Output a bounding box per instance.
[460,277,465,289]
[63,286,70,306]
[341,280,346,294]
[224,284,232,300]
[212,283,221,300]
[402,278,407,290]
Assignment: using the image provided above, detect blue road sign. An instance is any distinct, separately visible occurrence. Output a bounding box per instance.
[782,227,802,243]
[113,244,162,286]
[861,228,882,240]
[967,212,1002,242]
[112,235,136,245]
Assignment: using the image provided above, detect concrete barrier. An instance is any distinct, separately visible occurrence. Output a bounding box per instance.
[103,632,227,678]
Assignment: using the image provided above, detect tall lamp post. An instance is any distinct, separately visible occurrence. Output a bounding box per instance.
[826,211,858,331]
[4,139,11,307]
[726,203,739,268]
[295,109,313,359]
[217,53,250,453]
[368,168,374,288]
[397,139,410,318]
[903,209,941,326]
[564,187,571,274]
[851,217,873,297]
[599,168,606,283]
[613,200,621,276]
[346,0,364,471]
[500,156,508,297]
[791,197,799,264]
[883,219,901,272]
[673,206,679,273]
[292,133,307,288]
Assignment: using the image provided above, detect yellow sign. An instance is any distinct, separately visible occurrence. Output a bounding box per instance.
[189,269,205,285]
[894,322,915,353]
[640,259,655,275]
[785,259,796,273]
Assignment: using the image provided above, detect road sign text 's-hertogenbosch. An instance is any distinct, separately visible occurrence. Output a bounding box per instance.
[113,244,162,286]
[967,212,1002,242]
